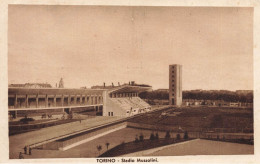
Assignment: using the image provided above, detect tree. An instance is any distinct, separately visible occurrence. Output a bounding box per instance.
[155,132,159,140]
[184,131,189,140]
[96,145,102,156]
[150,133,155,140]
[139,133,144,142]
[176,134,181,140]
[134,135,139,143]
[105,142,110,150]
[165,131,171,139]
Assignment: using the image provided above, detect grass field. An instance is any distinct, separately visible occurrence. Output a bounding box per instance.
[129,106,253,133]
[99,138,194,157]
[146,139,254,156]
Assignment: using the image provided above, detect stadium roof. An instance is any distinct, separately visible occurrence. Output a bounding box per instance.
[108,85,152,94]
[8,87,104,95]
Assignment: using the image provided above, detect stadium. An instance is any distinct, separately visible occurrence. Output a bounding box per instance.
[8,65,253,159]
[8,82,152,120]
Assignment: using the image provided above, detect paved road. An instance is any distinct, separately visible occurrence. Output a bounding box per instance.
[9,116,122,159]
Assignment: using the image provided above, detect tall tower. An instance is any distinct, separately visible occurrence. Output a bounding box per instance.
[169,64,182,106]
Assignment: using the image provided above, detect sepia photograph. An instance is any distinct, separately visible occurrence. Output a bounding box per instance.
[1,1,258,163]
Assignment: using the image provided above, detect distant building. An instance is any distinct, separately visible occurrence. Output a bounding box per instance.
[8,84,25,88]
[91,82,152,91]
[156,89,169,92]
[58,78,64,88]
[229,102,240,107]
[91,85,116,89]
[236,90,253,95]
[9,83,52,88]
[169,64,182,106]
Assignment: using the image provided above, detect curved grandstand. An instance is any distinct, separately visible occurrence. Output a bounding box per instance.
[103,85,152,117]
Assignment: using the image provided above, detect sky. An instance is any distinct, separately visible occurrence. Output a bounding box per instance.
[8,5,253,90]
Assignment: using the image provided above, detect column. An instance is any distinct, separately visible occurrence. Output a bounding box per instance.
[85,96,88,105]
[80,95,82,105]
[14,94,18,108]
[36,94,39,108]
[45,95,49,107]
[74,95,77,105]
[25,94,29,108]
[54,95,56,107]
[68,95,71,106]
[61,94,64,106]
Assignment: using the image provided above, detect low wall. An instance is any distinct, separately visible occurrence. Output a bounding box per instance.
[39,141,61,150]
[201,132,253,140]
[54,122,127,151]
[126,122,179,132]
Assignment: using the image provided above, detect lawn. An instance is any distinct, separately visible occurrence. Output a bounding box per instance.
[99,138,194,157]
[128,106,253,133]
